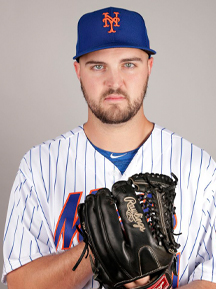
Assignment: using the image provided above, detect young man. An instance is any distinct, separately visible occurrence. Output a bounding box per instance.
[2,7,216,289]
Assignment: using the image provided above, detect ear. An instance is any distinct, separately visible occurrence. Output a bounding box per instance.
[74,61,81,80]
[147,57,154,75]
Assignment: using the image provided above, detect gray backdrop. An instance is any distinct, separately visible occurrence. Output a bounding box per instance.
[1,0,216,287]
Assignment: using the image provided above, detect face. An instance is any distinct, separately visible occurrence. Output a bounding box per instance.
[74,48,153,124]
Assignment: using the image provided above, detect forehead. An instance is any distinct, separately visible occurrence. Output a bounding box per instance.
[79,47,149,63]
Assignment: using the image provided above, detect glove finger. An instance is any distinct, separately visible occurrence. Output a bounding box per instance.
[112,180,177,278]
[111,181,164,277]
[111,181,148,247]
[95,188,127,256]
[79,193,108,255]
[81,189,129,280]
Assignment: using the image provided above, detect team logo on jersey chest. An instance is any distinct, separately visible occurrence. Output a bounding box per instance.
[54,192,82,249]
[102,12,120,33]
[54,189,98,249]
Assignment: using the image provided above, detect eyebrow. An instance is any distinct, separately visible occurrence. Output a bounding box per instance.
[85,61,106,66]
[120,57,143,63]
[85,57,143,66]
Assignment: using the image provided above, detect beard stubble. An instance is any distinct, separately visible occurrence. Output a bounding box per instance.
[80,77,149,124]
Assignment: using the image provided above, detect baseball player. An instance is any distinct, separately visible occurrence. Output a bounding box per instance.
[2,6,216,289]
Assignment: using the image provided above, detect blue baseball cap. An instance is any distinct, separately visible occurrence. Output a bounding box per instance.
[73,7,156,60]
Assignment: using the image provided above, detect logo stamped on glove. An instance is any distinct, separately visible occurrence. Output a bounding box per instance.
[124,197,145,232]
[147,275,169,289]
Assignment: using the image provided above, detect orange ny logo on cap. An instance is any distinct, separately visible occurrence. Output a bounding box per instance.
[102,12,120,33]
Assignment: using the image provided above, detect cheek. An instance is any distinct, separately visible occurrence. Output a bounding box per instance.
[126,74,147,92]
[80,73,93,89]
[81,74,104,97]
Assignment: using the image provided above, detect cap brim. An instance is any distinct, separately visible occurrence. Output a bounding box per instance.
[73,45,156,60]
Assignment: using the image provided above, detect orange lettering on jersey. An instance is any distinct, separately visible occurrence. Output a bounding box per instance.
[102,12,120,33]
[89,188,101,194]
[172,252,181,288]
[173,213,178,230]
[54,192,83,250]
[54,189,99,250]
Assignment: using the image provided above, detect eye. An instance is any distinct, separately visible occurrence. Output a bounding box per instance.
[92,64,104,70]
[124,63,135,68]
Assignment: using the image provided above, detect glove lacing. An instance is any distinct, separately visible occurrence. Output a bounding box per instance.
[72,225,90,271]
[135,173,180,254]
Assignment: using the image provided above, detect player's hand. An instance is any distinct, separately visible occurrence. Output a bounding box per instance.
[124,276,150,288]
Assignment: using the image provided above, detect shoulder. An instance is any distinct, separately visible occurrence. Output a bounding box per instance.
[153,123,216,176]
[20,125,86,170]
[36,125,85,148]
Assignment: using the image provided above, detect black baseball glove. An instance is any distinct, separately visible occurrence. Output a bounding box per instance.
[73,173,180,289]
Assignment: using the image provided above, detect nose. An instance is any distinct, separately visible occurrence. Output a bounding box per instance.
[104,68,123,89]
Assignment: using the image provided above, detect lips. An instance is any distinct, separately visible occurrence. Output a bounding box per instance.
[104,94,125,101]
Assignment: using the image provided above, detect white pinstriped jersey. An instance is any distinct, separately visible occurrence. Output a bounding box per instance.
[2,124,216,287]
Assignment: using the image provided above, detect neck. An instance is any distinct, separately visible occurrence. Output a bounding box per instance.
[83,109,154,153]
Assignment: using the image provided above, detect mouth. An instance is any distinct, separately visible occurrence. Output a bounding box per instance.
[104,94,126,101]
